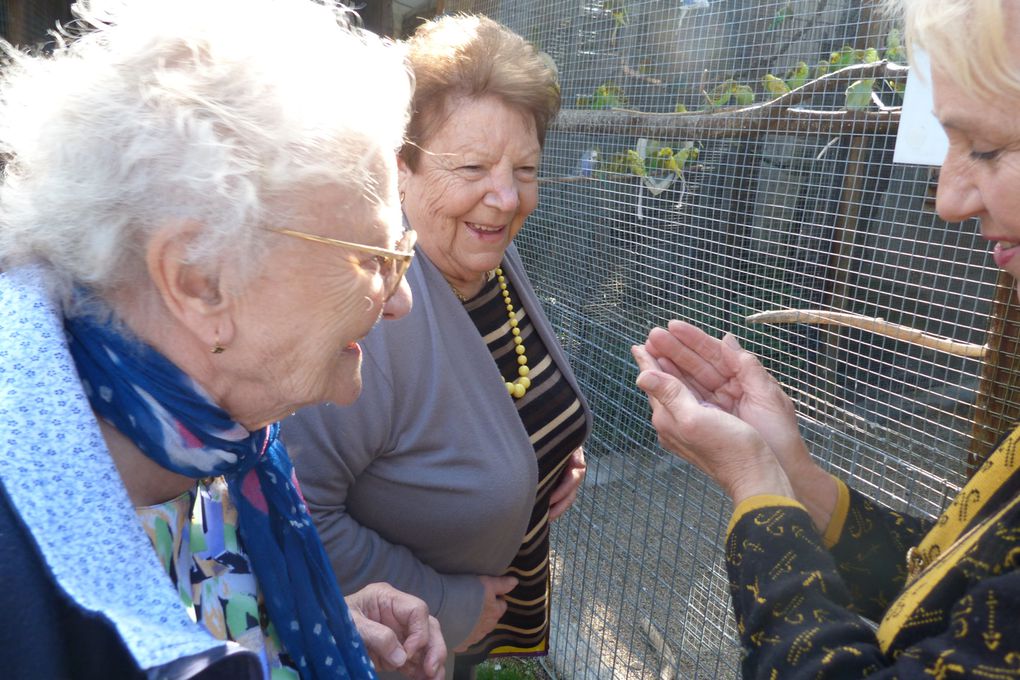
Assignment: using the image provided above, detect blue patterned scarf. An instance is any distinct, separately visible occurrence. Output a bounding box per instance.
[65,308,377,680]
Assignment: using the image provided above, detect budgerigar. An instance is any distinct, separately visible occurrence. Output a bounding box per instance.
[844,78,875,110]
[764,73,791,98]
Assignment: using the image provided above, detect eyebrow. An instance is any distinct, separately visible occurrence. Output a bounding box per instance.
[934,111,980,132]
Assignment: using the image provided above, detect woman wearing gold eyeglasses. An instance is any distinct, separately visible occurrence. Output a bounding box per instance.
[0,1,446,678]
[283,14,591,680]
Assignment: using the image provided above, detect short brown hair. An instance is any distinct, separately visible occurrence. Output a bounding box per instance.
[400,14,561,171]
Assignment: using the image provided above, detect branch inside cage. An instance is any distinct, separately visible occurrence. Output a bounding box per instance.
[746,309,988,358]
[551,61,906,139]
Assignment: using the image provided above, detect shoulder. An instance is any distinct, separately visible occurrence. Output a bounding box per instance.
[0,484,145,678]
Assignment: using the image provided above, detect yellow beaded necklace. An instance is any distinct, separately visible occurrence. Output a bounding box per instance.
[447,267,531,399]
[496,268,531,399]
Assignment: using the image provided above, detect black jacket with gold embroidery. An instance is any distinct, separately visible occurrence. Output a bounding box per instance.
[725,428,1020,678]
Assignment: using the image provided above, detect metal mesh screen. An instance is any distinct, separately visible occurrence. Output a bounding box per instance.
[465,1,1000,678]
[2,1,1008,678]
[0,1,72,49]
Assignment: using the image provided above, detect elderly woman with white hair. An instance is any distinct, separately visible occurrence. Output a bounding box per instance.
[633,0,1020,677]
[0,1,445,678]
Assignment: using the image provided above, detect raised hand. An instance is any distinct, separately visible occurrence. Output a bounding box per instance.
[640,321,837,528]
[632,342,793,504]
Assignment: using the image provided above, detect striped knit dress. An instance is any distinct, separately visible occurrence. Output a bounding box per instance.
[454,262,587,666]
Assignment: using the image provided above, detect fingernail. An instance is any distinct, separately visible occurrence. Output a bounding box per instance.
[388,648,407,666]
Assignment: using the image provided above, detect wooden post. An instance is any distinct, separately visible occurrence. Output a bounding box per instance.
[969,270,1020,472]
[811,134,869,419]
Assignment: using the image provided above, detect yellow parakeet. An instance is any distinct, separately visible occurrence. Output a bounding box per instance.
[784,61,809,90]
[626,149,647,177]
[764,73,790,98]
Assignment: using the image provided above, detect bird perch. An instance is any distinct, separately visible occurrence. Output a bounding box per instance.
[746,309,988,358]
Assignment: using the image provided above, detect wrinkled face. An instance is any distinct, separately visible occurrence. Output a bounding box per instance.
[399,96,541,286]
[233,150,411,419]
[932,35,1020,295]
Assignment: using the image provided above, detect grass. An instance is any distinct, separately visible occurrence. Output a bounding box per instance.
[475,658,551,680]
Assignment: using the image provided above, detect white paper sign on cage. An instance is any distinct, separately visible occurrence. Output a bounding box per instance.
[893,48,949,166]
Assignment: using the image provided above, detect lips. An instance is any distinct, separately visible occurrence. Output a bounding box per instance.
[993,241,1020,268]
[466,222,506,236]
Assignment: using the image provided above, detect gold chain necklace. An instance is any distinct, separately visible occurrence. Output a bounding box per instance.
[447,267,531,399]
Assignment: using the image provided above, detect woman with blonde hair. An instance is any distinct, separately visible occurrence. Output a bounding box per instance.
[633,0,1020,676]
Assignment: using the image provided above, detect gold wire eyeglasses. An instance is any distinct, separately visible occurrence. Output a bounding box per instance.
[271,228,417,301]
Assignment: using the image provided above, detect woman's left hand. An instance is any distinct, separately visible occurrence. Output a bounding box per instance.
[549,446,586,521]
[345,582,447,680]
[632,344,793,504]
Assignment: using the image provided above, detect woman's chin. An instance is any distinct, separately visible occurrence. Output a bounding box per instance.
[328,377,363,407]
[326,346,364,406]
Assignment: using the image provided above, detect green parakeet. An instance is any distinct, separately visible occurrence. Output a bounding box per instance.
[784,61,809,90]
[860,46,880,64]
[626,149,647,177]
[674,146,698,174]
[704,79,736,107]
[592,83,624,109]
[673,102,689,113]
[654,146,698,179]
[812,60,830,79]
[884,28,904,63]
[733,84,755,106]
[830,45,856,68]
[764,73,791,98]
[655,147,681,176]
[844,78,875,110]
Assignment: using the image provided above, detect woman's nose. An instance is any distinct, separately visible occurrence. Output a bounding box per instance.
[484,171,521,213]
[382,278,412,320]
[935,156,984,223]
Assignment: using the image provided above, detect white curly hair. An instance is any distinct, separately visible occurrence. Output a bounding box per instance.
[0,0,412,301]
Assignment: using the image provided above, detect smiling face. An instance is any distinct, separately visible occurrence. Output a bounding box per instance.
[399,96,541,293]
[932,11,1020,294]
[225,150,412,425]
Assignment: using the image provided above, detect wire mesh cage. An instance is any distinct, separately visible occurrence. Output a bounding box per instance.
[0,0,72,49]
[462,0,1002,677]
[3,1,1012,678]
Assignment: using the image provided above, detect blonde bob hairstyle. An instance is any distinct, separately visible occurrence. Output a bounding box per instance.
[890,0,1020,99]
[399,13,561,172]
[0,0,412,302]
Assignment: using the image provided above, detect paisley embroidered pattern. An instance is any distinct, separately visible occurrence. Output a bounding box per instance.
[725,435,1020,679]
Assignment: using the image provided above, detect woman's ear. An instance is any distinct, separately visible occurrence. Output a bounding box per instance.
[397,153,413,193]
[145,220,235,349]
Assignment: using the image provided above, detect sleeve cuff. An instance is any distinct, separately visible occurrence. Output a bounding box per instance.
[821,476,850,549]
[726,494,805,538]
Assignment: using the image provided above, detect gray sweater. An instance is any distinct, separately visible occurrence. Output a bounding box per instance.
[283,244,591,655]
